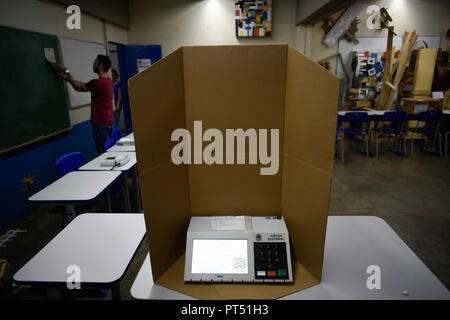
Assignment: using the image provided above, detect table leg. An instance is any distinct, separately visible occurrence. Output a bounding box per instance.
[132,167,142,212]
[122,174,131,213]
[111,283,121,300]
[107,194,112,213]
[46,287,62,299]
[65,205,76,225]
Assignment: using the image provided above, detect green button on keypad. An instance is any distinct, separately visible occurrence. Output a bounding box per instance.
[277,269,287,276]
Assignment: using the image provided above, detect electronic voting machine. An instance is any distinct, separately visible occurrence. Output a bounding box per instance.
[184,216,293,283]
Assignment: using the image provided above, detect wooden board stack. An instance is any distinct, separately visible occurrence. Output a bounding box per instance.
[377,31,419,110]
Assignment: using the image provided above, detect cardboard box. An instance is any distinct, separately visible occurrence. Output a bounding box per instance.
[128,45,339,299]
[412,48,438,97]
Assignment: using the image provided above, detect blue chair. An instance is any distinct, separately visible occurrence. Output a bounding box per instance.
[407,110,443,157]
[111,128,122,143]
[337,112,370,162]
[371,111,408,158]
[105,138,116,151]
[55,152,85,178]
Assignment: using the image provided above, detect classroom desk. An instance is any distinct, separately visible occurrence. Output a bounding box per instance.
[116,133,135,145]
[109,133,136,152]
[28,171,121,223]
[108,144,136,152]
[14,213,146,299]
[78,152,140,212]
[338,110,387,117]
[130,216,450,300]
[338,109,450,119]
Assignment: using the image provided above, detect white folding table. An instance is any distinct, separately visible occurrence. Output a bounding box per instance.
[338,110,387,116]
[108,132,135,152]
[108,145,136,152]
[14,213,146,299]
[28,171,121,222]
[116,133,135,145]
[130,216,450,300]
[78,152,141,212]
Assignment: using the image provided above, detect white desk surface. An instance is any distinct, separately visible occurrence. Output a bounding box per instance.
[79,152,137,172]
[28,171,121,203]
[125,133,134,140]
[130,216,449,300]
[14,213,146,286]
[339,110,450,116]
[117,133,134,143]
[108,144,136,152]
[338,110,387,116]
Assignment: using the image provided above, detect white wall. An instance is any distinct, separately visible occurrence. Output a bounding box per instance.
[128,0,298,57]
[0,0,128,125]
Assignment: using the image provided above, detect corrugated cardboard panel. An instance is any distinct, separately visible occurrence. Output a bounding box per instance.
[156,254,318,300]
[281,46,337,282]
[281,154,332,281]
[182,45,286,215]
[128,48,191,282]
[284,46,339,173]
[188,165,282,216]
[139,163,190,282]
[412,48,438,97]
[130,45,336,299]
[128,48,186,169]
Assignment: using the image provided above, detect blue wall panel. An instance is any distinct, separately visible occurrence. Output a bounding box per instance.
[0,120,97,230]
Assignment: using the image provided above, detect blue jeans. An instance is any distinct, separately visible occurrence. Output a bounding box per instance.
[92,124,112,155]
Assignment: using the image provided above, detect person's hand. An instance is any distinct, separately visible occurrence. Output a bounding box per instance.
[54,63,67,73]
[57,71,69,81]
[55,63,69,80]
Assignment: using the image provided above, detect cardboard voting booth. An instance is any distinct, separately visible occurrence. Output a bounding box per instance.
[128,45,339,299]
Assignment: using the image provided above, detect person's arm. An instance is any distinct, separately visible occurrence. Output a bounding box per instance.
[115,87,122,111]
[55,64,89,92]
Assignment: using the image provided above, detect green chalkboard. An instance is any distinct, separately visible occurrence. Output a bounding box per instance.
[0,26,71,154]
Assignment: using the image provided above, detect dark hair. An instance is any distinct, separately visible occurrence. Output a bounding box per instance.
[97,54,111,72]
[111,68,118,78]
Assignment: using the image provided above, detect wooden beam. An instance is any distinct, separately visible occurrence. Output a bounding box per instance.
[385,31,418,108]
[377,28,395,109]
[385,81,397,90]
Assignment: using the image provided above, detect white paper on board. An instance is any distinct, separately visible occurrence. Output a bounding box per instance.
[137,58,151,73]
[44,48,56,63]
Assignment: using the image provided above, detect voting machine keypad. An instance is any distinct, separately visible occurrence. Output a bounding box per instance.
[254,242,289,280]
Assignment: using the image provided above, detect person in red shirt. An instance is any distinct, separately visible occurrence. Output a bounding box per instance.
[55,55,115,154]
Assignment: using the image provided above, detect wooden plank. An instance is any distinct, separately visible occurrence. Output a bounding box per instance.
[412,48,438,97]
[385,31,418,108]
[385,81,397,90]
[377,29,395,109]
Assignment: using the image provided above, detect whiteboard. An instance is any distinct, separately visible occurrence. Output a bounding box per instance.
[336,35,441,81]
[59,37,106,109]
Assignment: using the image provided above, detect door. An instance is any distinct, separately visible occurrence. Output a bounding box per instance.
[112,43,162,134]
